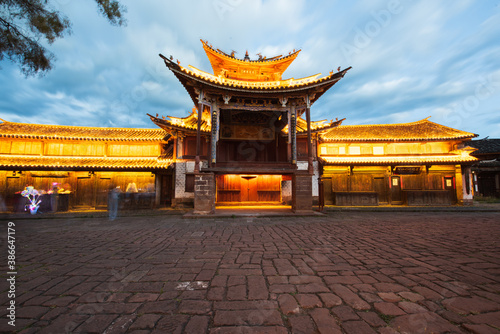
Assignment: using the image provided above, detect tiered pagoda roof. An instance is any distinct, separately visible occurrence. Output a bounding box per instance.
[201,39,300,81]
[320,118,478,142]
[160,40,351,106]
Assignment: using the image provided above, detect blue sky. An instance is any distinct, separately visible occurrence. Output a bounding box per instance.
[1,0,499,137]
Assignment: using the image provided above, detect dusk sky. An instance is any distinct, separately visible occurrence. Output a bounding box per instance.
[1,0,499,137]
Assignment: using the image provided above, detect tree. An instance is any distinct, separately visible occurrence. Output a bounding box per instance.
[0,0,126,76]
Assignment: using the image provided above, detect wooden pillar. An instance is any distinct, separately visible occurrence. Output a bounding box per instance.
[177,134,184,159]
[172,131,177,162]
[195,90,204,172]
[291,104,297,165]
[210,102,219,167]
[155,173,161,207]
[305,95,313,174]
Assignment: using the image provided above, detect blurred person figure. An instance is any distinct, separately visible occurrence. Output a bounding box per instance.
[108,185,121,220]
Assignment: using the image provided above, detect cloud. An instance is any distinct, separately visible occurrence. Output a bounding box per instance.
[0,0,499,137]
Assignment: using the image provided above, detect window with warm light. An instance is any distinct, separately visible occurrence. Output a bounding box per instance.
[339,147,346,155]
[373,146,384,155]
[348,146,360,155]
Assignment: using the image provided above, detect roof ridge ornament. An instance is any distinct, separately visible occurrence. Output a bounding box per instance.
[279,96,288,107]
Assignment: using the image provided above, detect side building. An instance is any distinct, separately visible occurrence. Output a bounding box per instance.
[317,118,478,206]
[0,120,172,212]
[468,138,500,197]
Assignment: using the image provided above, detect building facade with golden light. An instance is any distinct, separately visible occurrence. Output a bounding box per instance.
[0,41,479,212]
[0,121,172,212]
[318,118,478,206]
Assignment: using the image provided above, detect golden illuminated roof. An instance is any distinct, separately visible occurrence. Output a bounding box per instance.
[201,39,300,81]
[0,120,167,141]
[148,108,212,134]
[285,117,345,135]
[320,154,478,166]
[0,155,172,170]
[321,118,478,142]
[149,110,343,135]
[174,62,347,91]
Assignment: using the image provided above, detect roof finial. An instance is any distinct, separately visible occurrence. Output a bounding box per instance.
[244,50,250,61]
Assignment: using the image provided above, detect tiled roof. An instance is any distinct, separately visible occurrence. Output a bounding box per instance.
[150,111,342,135]
[177,64,348,90]
[148,110,211,133]
[201,39,301,65]
[160,54,350,93]
[321,118,478,142]
[286,118,345,134]
[201,39,300,81]
[0,155,172,170]
[0,120,167,141]
[467,139,500,155]
[320,154,478,166]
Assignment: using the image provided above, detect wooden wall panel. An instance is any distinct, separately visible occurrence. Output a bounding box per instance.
[426,173,444,190]
[46,143,62,155]
[257,175,281,190]
[401,175,423,190]
[257,175,280,202]
[75,177,94,206]
[350,174,373,191]
[331,174,348,192]
[0,141,11,154]
[216,175,241,202]
[10,141,26,154]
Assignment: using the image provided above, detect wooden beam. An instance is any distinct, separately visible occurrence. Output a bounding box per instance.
[210,102,219,166]
[291,104,297,165]
[305,95,313,174]
[195,90,204,172]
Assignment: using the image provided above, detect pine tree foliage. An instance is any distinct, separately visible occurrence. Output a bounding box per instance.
[0,0,125,76]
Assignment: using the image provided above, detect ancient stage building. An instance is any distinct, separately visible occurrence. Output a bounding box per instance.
[0,41,482,212]
[149,40,349,213]
[0,120,172,212]
[318,118,478,206]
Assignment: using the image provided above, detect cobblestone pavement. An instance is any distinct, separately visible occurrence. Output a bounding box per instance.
[1,211,500,333]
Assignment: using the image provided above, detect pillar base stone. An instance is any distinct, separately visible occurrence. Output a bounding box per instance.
[292,173,313,213]
[193,172,215,214]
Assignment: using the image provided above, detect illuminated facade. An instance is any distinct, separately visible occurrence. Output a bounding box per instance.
[0,120,172,212]
[0,41,480,212]
[318,118,478,206]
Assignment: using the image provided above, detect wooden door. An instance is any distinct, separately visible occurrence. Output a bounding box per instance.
[444,176,456,204]
[6,177,23,212]
[373,177,388,204]
[76,177,94,207]
[96,177,111,208]
[161,175,172,206]
[391,176,402,204]
[241,176,257,202]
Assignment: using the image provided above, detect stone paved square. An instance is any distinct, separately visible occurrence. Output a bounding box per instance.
[1,211,500,333]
